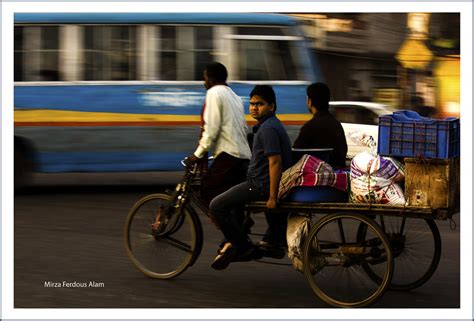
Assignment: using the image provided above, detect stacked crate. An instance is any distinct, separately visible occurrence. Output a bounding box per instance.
[377,110,460,210]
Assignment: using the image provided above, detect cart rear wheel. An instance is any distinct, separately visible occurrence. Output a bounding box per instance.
[359,216,441,291]
[124,193,203,279]
[303,213,393,308]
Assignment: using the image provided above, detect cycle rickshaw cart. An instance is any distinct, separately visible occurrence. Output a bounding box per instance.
[123,156,459,308]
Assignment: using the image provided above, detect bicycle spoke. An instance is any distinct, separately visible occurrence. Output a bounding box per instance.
[159,235,194,254]
[337,218,346,244]
[134,232,156,240]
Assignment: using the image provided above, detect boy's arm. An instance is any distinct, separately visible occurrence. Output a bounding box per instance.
[266,154,282,209]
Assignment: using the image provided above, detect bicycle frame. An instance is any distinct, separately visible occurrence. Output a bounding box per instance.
[167,161,211,216]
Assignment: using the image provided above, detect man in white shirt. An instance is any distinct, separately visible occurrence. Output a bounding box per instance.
[184,62,252,208]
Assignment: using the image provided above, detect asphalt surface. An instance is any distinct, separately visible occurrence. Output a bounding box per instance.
[12,173,461,311]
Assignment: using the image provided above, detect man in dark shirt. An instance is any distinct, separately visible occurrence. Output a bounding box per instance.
[293,82,348,168]
[209,85,292,270]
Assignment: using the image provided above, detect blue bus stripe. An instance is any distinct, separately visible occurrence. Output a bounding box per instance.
[38,151,188,172]
[14,84,310,115]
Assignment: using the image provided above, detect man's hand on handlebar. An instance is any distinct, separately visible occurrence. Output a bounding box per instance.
[183,154,201,169]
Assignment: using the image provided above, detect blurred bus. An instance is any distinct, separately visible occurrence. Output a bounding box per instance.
[14,13,321,188]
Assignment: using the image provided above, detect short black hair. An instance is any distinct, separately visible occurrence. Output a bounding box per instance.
[307,82,330,111]
[205,62,228,83]
[250,85,277,111]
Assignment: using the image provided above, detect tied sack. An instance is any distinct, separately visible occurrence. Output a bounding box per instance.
[350,151,406,205]
[286,213,311,273]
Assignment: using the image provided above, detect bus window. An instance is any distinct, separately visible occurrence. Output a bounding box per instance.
[157,26,215,80]
[159,26,177,80]
[14,26,24,81]
[14,26,60,81]
[40,27,60,81]
[233,26,299,81]
[193,26,214,80]
[84,26,137,80]
[236,39,298,80]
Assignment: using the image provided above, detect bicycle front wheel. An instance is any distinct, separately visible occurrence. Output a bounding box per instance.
[124,193,203,279]
[303,213,393,308]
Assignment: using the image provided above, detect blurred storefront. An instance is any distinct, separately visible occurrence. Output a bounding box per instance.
[291,13,405,103]
[396,13,437,117]
[290,13,460,118]
[429,14,460,117]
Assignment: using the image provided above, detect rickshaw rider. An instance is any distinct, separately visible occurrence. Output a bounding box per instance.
[209,85,292,270]
[183,62,252,208]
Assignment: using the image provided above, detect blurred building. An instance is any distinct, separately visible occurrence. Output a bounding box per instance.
[429,13,460,117]
[290,13,460,117]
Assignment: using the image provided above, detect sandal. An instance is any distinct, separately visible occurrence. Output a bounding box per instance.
[211,242,237,270]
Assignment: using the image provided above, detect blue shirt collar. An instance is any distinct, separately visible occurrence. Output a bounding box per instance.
[252,112,275,133]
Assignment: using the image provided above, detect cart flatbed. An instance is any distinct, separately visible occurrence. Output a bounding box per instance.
[246,201,458,220]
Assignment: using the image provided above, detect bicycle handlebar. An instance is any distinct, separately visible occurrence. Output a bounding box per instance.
[181,156,214,168]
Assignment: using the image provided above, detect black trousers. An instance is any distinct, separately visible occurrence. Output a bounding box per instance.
[209,180,266,250]
[200,152,249,209]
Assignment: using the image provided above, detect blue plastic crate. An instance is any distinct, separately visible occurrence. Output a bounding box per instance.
[377,110,460,159]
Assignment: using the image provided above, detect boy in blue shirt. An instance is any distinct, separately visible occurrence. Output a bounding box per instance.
[209,85,292,270]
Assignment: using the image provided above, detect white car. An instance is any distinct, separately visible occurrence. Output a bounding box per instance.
[328,101,398,159]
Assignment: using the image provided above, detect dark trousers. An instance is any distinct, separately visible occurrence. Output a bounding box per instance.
[200,152,249,209]
[263,211,288,246]
[209,180,267,250]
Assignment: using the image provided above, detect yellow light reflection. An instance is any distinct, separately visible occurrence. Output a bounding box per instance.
[433,56,460,117]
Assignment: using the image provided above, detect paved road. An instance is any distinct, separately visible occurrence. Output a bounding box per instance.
[13,173,460,309]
